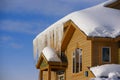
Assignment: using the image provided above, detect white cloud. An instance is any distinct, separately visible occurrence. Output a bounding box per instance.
[60,0,106,3]
[0,20,48,35]
[0,36,23,49]
[0,0,106,16]
[10,43,23,49]
[0,36,12,41]
[0,0,107,35]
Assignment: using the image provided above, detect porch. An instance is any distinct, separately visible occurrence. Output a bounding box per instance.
[36,47,67,80]
[39,62,67,80]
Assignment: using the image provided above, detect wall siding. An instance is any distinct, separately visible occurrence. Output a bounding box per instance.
[92,40,119,66]
[43,71,57,80]
[38,20,120,80]
[65,25,93,80]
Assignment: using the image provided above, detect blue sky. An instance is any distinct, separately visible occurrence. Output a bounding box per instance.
[0,0,106,80]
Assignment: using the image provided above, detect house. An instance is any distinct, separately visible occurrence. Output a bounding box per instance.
[33,0,120,80]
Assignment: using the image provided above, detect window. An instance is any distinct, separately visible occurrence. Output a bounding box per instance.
[102,47,111,62]
[57,71,64,80]
[73,48,82,73]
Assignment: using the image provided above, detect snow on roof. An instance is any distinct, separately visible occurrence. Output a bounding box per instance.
[90,64,120,78]
[35,0,120,39]
[104,0,118,6]
[33,0,120,58]
[42,47,61,62]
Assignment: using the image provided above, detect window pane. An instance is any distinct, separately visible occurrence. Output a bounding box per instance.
[79,51,82,71]
[102,47,110,62]
[73,51,76,73]
[73,48,82,73]
[73,57,75,73]
[76,49,79,73]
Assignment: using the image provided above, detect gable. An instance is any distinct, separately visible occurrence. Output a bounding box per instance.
[40,59,48,69]
[61,20,76,52]
[36,54,48,69]
[61,20,88,52]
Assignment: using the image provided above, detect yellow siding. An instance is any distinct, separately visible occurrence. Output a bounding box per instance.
[92,40,119,66]
[65,24,93,80]
[43,71,57,80]
[37,20,120,80]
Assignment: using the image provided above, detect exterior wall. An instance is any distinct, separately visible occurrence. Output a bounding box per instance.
[43,71,57,80]
[92,40,119,66]
[65,25,93,80]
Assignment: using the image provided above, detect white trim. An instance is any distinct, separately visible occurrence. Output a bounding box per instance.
[79,49,82,72]
[72,50,76,73]
[72,48,82,73]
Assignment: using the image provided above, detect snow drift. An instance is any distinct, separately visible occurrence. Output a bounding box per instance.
[90,64,120,80]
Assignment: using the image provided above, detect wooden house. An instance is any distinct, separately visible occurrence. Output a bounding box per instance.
[33,0,120,80]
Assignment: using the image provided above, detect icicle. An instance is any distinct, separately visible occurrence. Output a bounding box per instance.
[52,30,54,48]
[47,31,50,46]
[56,27,59,51]
[58,25,63,56]
[33,38,38,59]
[54,28,57,48]
[33,23,64,59]
[37,36,43,57]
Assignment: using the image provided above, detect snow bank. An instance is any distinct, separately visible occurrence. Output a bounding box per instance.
[108,72,119,79]
[90,64,120,78]
[33,0,120,58]
[42,47,61,62]
[91,77,120,80]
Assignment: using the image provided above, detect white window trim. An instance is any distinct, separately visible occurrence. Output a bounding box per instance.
[72,48,82,73]
[79,49,82,72]
[102,47,111,63]
[73,51,76,73]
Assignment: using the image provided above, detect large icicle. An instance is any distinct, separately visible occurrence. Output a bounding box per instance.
[33,38,38,59]
[33,24,63,59]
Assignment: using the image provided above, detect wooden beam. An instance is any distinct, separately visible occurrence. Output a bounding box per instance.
[51,66,66,70]
[87,37,115,42]
[40,66,48,71]
[61,23,75,52]
[48,65,51,80]
[36,53,48,69]
[39,70,43,80]
[48,62,67,66]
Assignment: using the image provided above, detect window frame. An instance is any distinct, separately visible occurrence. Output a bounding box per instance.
[72,48,82,73]
[102,47,111,63]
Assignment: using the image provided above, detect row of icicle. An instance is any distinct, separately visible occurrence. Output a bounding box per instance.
[33,24,63,59]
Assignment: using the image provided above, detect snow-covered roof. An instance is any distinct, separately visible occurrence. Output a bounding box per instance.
[35,0,120,39]
[33,0,120,58]
[90,64,120,78]
[42,47,61,62]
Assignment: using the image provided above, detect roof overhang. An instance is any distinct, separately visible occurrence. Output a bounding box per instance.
[87,36,120,42]
[105,0,120,10]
